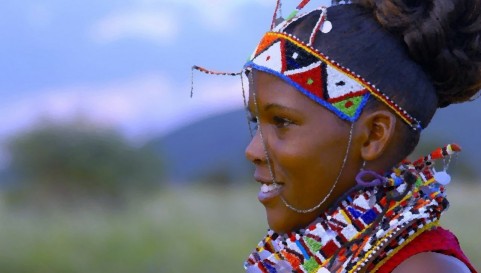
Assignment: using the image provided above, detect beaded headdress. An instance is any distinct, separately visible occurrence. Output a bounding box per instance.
[243,0,422,130]
[193,0,425,130]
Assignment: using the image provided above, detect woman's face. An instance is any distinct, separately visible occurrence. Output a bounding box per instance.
[246,70,358,234]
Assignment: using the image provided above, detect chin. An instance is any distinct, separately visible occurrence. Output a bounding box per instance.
[266,205,322,234]
[265,207,295,234]
[267,222,290,234]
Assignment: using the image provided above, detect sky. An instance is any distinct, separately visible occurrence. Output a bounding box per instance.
[1,0,480,172]
[2,0,326,142]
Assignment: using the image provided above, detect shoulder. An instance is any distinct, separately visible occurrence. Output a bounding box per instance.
[392,252,472,273]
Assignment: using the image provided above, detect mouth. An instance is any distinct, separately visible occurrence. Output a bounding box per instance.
[255,177,284,204]
[259,183,282,193]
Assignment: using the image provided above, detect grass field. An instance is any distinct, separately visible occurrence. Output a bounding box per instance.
[0,183,479,273]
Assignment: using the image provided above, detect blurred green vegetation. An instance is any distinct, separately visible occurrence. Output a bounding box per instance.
[0,119,478,272]
[3,120,163,205]
[0,186,267,273]
[0,184,479,273]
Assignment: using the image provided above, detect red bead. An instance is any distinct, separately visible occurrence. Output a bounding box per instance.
[430,148,443,160]
[449,143,462,152]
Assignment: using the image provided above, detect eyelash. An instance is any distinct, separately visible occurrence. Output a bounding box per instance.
[248,115,259,130]
[249,114,293,129]
[273,116,294,128]
[249,116,294,128]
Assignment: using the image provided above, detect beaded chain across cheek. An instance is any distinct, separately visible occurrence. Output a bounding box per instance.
[280,123,353,214]
[250,72,355,214]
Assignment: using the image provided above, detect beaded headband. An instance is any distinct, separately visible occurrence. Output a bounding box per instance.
[192,0,423,130]
[243,2,423,130]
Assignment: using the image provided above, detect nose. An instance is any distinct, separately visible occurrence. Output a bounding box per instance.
[245,129,266,165]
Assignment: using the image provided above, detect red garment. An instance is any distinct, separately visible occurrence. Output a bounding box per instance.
[376,227,478,273]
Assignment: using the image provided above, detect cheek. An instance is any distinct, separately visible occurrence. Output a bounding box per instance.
[274,133,343,177]
[272,128,347,183]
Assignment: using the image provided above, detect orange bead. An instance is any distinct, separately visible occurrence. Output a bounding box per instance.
[430,148,443,160]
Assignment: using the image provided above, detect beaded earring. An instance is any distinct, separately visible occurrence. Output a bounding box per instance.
[355,161,387,187]
[355,161,386,208]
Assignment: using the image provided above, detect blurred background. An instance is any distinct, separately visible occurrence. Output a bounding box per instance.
[0,0,480,272]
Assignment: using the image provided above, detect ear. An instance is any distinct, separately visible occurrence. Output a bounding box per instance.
[356,110,397,161]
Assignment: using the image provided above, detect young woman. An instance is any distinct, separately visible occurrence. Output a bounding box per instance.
[195,0,480,271]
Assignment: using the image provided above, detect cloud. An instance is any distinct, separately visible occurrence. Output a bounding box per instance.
[166,0,272,30]
[91,9,179,45]
[90,0,272,45]
[0,72,245,143]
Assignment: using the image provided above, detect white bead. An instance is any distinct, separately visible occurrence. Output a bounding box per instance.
[317,267,331,273]
[321,21,333,33]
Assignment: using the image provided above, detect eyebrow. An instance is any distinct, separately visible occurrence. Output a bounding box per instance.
[264,103,302,115]
[246,103,302,116]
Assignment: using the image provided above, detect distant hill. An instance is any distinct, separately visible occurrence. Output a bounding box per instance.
[150,100,481,185]
[146,110,254,185]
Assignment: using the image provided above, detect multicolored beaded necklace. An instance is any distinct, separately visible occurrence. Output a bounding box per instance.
[244,144,460,273]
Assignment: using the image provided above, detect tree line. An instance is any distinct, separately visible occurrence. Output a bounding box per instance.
[1,119,164,206]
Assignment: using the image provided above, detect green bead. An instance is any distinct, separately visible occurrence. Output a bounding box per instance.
[303,258,320,273]
[286,10,299,21]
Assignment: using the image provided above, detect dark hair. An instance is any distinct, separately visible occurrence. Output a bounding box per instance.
[354,0,481,108]
[283,0,481,158]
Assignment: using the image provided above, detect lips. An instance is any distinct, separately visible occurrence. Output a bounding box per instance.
[260,183,282,193]
[255,176,284,204]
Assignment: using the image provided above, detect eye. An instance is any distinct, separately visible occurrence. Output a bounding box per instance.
[247,113,257,124]
[273,116,294,128]
[247,113,259,130]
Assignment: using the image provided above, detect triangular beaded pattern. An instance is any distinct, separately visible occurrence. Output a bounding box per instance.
[245,32,421,130]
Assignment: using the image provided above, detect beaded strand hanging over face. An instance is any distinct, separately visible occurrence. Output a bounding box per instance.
[190,65,242,98]
[191,0,425,214]
[191,65,256,137]
[248,70,355,214]
[191,0,430,214]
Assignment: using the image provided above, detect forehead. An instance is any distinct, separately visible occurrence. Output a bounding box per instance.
[249,70,296,102]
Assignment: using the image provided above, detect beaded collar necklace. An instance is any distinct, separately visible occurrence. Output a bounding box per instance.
[244,144,460,273]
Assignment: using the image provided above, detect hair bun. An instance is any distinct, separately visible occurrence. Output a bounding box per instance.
[353,0,481,107]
